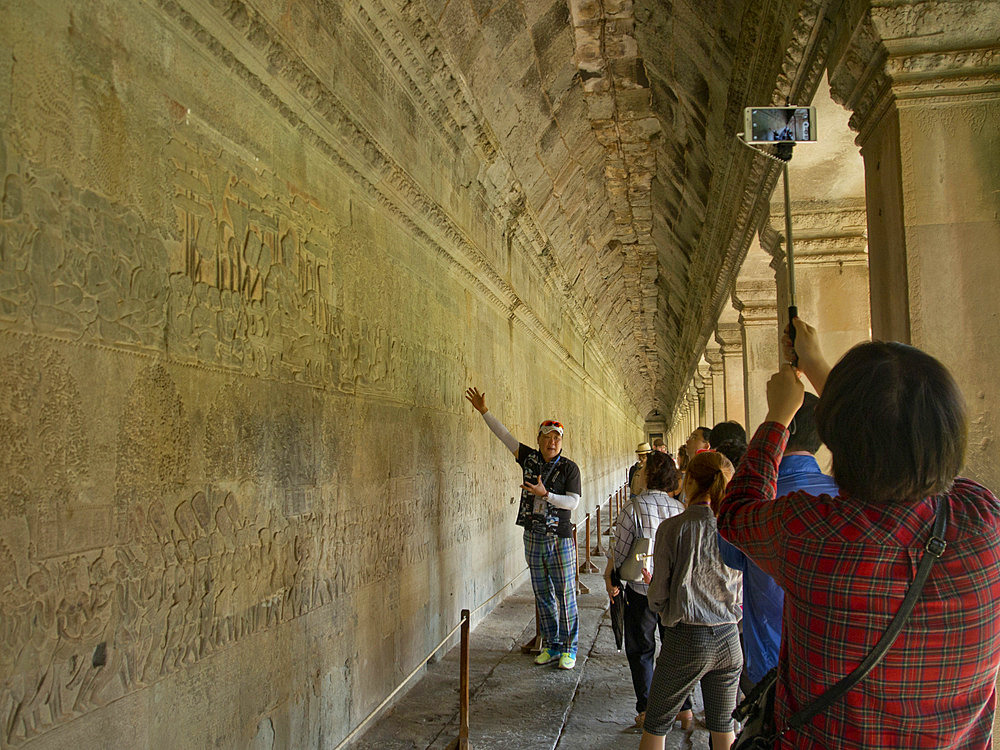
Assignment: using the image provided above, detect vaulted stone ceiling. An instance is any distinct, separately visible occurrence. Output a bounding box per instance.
[404,0,847,419]
[292,0,847,419]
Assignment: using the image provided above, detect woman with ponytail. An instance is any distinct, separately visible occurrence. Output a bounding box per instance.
[639,451,743,750]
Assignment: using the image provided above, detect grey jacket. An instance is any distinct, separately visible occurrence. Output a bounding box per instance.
[647,504,742,627]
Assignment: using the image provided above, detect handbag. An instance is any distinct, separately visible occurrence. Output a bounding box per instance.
[732,499,948,749]
[618,496,652,583]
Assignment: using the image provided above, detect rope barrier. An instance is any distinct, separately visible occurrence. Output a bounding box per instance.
[333,617,465,750]
[471,567,529,619]
[335,484,625,749]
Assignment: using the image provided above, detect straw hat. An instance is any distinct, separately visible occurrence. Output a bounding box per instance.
[635,442,652,454]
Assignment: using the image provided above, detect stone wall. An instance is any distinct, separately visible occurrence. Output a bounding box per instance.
[0,2,640,746]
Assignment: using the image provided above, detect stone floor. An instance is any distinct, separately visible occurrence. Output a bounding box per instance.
[356,533,713,750]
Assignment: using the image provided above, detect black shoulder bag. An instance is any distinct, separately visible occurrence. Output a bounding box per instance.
[732,499,948,749]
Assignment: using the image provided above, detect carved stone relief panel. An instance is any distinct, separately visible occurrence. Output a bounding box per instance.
[0,1,644,747]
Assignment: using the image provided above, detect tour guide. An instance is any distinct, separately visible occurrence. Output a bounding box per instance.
[466,386,582,669]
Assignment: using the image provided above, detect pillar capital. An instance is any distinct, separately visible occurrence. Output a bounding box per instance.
[765,199,869,268]
[704,347,724,375]
[714,322,743,354]
[733,279,778,327]
[828,2,1000,143]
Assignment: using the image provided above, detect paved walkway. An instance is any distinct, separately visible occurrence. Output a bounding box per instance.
[356,527,714,749]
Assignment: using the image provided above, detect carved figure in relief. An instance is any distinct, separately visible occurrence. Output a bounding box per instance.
[0,343,88,520]
[114,364,190,541]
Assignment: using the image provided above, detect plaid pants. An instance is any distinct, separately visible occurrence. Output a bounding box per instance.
[523,529,579,654]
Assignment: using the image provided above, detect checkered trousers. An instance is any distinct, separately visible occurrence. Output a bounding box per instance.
[644,622,742,735]
[523,529,579,654]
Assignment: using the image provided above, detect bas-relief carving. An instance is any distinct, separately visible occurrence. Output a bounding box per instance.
[0,160,171,345]
[0,343,88,524]
[0,122,469,422]
[0,346,515,745]
[0,8,633,746]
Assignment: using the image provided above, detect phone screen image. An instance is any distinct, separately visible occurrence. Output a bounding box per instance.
[745,106,816,143]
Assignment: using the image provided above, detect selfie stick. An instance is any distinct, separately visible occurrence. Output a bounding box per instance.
[776,141,798,366]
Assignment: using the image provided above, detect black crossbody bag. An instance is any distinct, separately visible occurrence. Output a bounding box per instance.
[732,499,948,749]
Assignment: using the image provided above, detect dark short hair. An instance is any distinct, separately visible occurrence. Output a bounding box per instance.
[709,421,746,448]
[815,341,967,504]
[695,426,713,443]
[714,439,747,468]
[645,450,680,493]
[786,392,822,454]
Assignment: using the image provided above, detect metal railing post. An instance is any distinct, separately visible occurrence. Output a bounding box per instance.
[574,524,589,594]
[591,506,604,556]
[458,609,470,749]
[579,513,598,573]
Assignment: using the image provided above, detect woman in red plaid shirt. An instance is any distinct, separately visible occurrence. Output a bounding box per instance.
[718,320,1000,749]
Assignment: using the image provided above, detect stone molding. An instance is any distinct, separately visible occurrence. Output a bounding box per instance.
[734,280,779,327]
[764,198,869,267]
[705,349,725,377]
[828,2,1000,142]
[715,322,744,355]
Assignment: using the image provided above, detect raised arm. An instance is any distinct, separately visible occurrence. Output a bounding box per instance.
[717,366,802,578]
[465,386,518,455]
[785,318,831,395]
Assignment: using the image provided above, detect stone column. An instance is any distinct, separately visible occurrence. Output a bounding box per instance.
[764,201,871,365]
[698,360,714,428]
[828,3,1000,491]
[735,279,779,433]
[705,343,726,427]
[715,321,746,428]
[693,373,706,426]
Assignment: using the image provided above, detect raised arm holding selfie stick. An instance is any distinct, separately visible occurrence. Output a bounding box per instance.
[719,320,1000,749]
[465,386,582,670]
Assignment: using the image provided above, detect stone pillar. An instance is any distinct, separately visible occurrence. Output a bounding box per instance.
[764,202,871,365]
[715,321,746,428]
[705,343,726,427]
[735,279,779,433]
[828,3,1000,491]
[698,360,715,428]
[689,386,699,431]
[694,373,706,426]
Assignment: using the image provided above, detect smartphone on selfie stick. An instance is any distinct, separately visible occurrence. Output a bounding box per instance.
[741,106,818,365]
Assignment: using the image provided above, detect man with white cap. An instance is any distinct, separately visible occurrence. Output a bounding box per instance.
[465,386,582,669]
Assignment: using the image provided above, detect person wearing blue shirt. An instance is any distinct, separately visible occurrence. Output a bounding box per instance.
[718,393,838,684]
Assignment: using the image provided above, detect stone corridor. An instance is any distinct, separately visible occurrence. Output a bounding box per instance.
[355,517,715,750]
[0,0,997,747]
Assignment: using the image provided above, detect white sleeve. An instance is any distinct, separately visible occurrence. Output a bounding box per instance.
[545,491,580,511]
[482,411,519,455]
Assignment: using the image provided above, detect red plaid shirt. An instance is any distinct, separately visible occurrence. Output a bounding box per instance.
[719,422,1000,749]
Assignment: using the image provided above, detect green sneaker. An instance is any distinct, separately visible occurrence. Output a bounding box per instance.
[558,652,576,670]
[533,648,560,665]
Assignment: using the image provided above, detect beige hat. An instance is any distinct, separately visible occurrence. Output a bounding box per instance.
[635,442,652,454]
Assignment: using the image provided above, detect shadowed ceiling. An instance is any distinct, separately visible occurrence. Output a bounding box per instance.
[408,0,852,419]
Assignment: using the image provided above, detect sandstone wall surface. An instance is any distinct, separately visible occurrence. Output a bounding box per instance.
[0,2,640,747]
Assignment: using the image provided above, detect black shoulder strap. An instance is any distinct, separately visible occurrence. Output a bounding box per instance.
[786,498,948,732]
